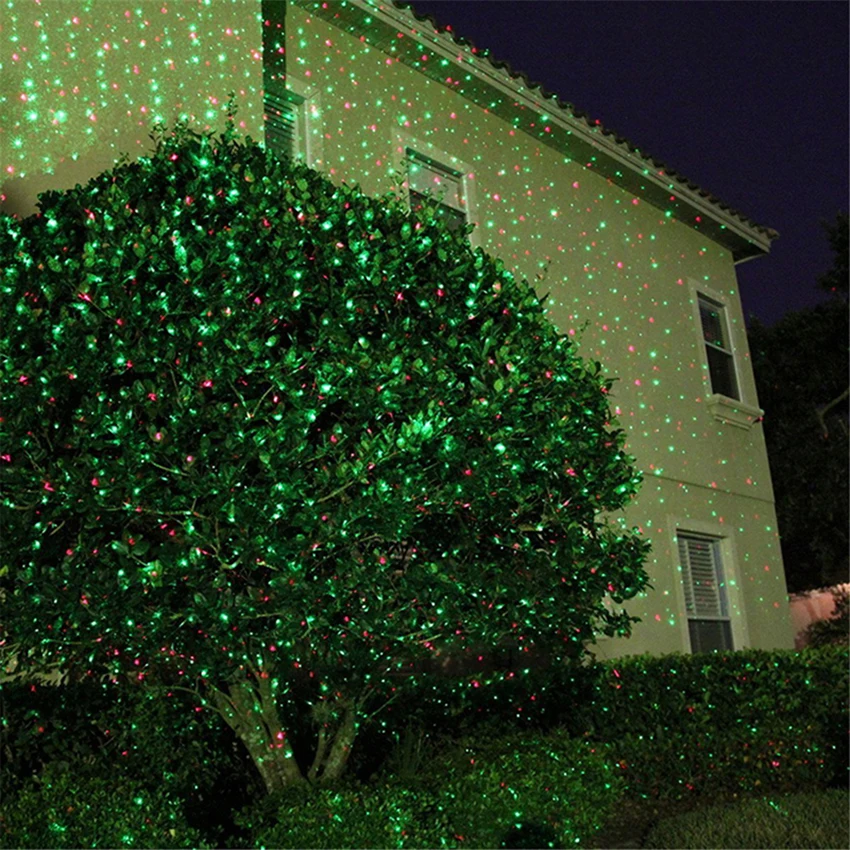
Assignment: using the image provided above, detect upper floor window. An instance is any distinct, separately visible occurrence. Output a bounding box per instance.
[264,79,322,165]
[406,150,467,233]
[698,294,739,400]
[264,87,303,160]
[677,532,734,653]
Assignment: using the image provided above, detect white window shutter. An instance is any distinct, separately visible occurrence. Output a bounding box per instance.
[264,89,301,159]
[678,535,724,617]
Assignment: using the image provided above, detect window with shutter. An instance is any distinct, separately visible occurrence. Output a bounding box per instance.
[406,150,467,233]
[677,533,734,652]
[264,88,303,160]
[698,294,739,400]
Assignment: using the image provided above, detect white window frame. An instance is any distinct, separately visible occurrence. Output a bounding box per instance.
[697,289,740,400]
[407,150,466,230]
[669,517,749,653]
[393,132,479,248]
[687,279,762,429]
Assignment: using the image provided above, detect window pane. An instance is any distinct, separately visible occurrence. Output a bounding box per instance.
[699,300,726,348]
[410,190,466,233]
[706,346,739,399]
[688,619,733,653]
[407,156,463,210]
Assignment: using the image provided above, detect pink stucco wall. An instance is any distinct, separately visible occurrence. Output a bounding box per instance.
[788,584,849,648]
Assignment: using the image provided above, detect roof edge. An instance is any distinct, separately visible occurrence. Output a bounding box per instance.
[293,0,777,259]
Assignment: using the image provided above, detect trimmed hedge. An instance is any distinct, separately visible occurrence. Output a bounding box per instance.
[603,725,839,801]
[377,646,848,797]
[236,780,451,849]
[238,730,620,849]
[643,789,849,849]
[0,764,207,849]
[571,647,848,743]
[579,646,849,798]
[435,729,622,849]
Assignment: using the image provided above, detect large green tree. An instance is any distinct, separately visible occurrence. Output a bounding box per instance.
[748,213,849,593]
[0,125,649,793]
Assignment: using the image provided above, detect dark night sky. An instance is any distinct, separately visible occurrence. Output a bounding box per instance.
[407,0,849,326]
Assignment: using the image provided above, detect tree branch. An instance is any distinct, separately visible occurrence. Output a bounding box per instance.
[308,723,329,782]
[249,385,275,420]
[816,386,849,438]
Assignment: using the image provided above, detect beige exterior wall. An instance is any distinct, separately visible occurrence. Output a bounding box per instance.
[1,0,793,656]
[284,4,792,655]
[1,0,264,219]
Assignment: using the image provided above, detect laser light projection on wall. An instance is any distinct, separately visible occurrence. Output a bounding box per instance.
[2,1,794,798]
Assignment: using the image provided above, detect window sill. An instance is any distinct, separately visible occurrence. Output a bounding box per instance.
[706,394,763,430]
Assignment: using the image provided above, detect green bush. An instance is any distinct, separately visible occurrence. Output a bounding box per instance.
[237,780,452,849]
[579,646,849,798]
[238,729,621,849]
[1,680,117,796]
[0,680,260,843]
[643,789,849,849]
[605,725,839,801]
[372,647,848,798]
[804,587,849,648]
[0,764,207,849]
[436,728,622,848]
[570,647,847,741]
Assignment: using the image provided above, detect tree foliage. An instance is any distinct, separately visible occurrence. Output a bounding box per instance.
[749,212,849,593]
[803,586,849,648]
[818,212,848,297]
[0,124,649,792]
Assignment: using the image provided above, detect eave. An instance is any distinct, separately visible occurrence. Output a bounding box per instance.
[290,0,777,262]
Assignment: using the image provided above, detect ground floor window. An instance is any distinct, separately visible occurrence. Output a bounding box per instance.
[677,532,734,652]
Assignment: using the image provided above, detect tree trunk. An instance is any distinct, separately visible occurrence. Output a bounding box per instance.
[308,700,358,783]
[210,671,365,793]
[210,675,304,795]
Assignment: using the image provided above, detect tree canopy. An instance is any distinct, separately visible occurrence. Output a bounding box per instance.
[749,212,849,593]
[0,124,649,791]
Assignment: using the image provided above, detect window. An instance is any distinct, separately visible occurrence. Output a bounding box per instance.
[406,150,467,233]
[677,532,734,652]
[264,86,308,161]
[698,294,739,400]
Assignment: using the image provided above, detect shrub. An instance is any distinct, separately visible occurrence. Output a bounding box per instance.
[436,729,622,848]
[804,586,850,647]
[0,763,207,849]
[0,680,260,843]
[643,789,849,850]
[366,647,849,797]
[570,647,848,743]
[1,680,117,796]
[578,646,849,798]
[236,780,451,849]
[605,726,839,802]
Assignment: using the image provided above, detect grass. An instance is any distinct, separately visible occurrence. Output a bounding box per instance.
[639,789,849,850]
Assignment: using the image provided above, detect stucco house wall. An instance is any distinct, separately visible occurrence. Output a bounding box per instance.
[1,0,264,218]
[1,0,794,657]
[278,1,792,656]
